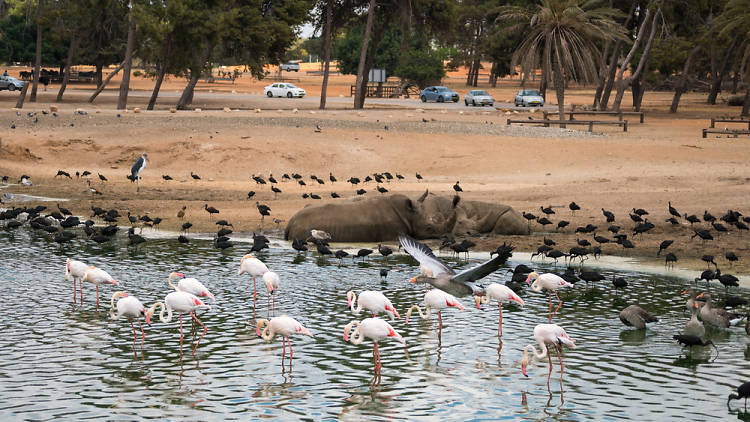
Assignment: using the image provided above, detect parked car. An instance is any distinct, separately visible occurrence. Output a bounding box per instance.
[514,89,544,107]
[0,75,24,91]
[280,62,300,72]
[464,90,494,107]
[420,86,459,103]
[264,83,306,98]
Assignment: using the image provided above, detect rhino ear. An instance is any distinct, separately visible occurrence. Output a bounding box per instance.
[418,189,429,203]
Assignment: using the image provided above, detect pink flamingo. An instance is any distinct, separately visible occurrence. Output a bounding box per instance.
[525,272,573,322]
[521,323,576,383]
[256,315,313,363]
[81,266,119,309]
[406,288,464,341]
[263,271,280,314]
[343,317,405,376]
[346,290,400,320]
[238,254,269,299]
[146,291,210,356]
[65,258,89,305]
[110,291,148,358]
[475,283,525,336]
[167,271,215,301]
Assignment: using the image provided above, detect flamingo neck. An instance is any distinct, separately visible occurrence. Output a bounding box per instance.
[406,304,430,321]
[149,302,168,322]
[65,258,71,281]
[525,343,547,360]
[256,319,274,341]
[346,321,364,345]
[530,279,542,292]
[109,292,125,319]
[167,274,179,291]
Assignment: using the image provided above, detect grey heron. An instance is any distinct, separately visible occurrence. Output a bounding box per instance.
[130,153,148,192]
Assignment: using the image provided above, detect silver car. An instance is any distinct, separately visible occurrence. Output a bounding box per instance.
[0,75,24,91]
[464,90,494,107]
[514,89,544,107]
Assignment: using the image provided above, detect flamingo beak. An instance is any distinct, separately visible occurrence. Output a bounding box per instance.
[177,272,185,278]
[256,327,262,337]
[409,277,416,283]
[111,279,119,285]
[681,290,687,295]
[347,296,352,309]
[145,312,152,325]
[521,362,528,377]
[121,292,129,297]
[343,332,349,341]
[386,304,400,319]
[513,296,525,307]
[474,296,482,309]
[694,302,699,308]
[697,293,704,298]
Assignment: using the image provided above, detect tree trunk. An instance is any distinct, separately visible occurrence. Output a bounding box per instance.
[613,8,658,112]
[177,43,213,110]
[708,36,739,104]
[670,45,701,113]
[490,62,498,87]
[539,77,547,100]
[354,0,376,109]
[147,33,172,110]
[117,13,136,110]
[319,0,333,109]
[599,42,622,110]
[356,24,384,109]
[742,89,750,117]
[633,55,650,111]
[29,0,43,102]
[592,40,612,108]
[88,60,126,102]
[553,59,565,123]
[472,57,480,87]
[56,34,76,102]
[96,64,103,87]
[465,58,474,85]
[15,81,29,108]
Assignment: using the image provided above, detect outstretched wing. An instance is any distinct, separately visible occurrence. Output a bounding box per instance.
[452,243,514,283]
[398,234,453,276]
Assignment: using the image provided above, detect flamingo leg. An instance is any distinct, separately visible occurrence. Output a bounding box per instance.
[130,320,137,359]
[72,278,76,304]
[79,280,83,305]
[553,291,563,320]
[253,277,257,300]
[373,341,381,373]
[179,313,184,356]
[556,344,564,382]
[138,320,145,357]
[282,335,287,361]
[272,295,275,315]
[191,312,206,356]
[96,284,99,310]
[437,311,443,342]
[548,292,553,322]
[546,345,553,384]
[288,337,294,360]
[498,302,503,337]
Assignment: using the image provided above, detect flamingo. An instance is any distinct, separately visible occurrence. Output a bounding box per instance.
[263,271,280,313]
[475,283,525,336]
[81,266,119,309]
[65,258,89,305]
[346,290,400,320]
[521,323,576,383]
[238,254,269,300]
[343,317,405,376]
[256,315,313,363]
[110,291,148,358]
[525,272,573,322]
[406,289,464,341]
[146,291,210,356]
[167,271,215,301]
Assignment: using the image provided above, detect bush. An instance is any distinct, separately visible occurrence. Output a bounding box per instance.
[395,49,446,89]
[132,70,143,77]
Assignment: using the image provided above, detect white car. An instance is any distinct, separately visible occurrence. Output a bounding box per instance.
[280,62,300,72]
[264,83,305,98]
[514,89,544,107]
[0,75,24,91]
[464,90,494,107]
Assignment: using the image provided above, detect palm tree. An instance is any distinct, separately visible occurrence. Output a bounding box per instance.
[499,0,626,121]
[716,0,750,116]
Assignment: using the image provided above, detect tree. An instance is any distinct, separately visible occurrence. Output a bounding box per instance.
[395,48,446,88]
[117,2,136,110]
[500,0,626,121]
[611,6,659,112]
[716,0,750,116]
[29,0,43,102]
[354,0,376,109]
[320,0,333,109]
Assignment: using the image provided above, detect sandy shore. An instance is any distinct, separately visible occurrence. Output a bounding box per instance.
[2,71,750,283]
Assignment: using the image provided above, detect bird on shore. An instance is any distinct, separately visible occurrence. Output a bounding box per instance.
[146,292,210,356]
[256,316,313,364]
[657,240,673,256]
[204,204,219,220]
[256,202,271,226]
[98,173,107,182]
[55,170,72,179]
[668,202,681,219]
[162,175,173,181]
[453,181,463,192]
[190,172,201,180]
[177,205,186,220]
[520,324,575,383]
[344,318,405,378]
[602,208,615,222]
[130,153,148,192]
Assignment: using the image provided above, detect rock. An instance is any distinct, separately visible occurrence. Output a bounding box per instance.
[223,107,231,112]
[49,105,58,112]
[254,108,261,113]
[169,108,176,113]
[133,107,141,113]
[292,108,299,113]
[195,108,202,112]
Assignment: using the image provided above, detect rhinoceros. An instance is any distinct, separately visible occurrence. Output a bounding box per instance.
[284,191,529,242]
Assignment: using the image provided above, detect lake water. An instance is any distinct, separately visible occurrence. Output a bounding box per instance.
[1,228,749,420]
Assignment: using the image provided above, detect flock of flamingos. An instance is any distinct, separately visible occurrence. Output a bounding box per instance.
[65,232,578,385]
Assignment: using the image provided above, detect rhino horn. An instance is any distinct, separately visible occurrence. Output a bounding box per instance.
[418,189,429,203]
